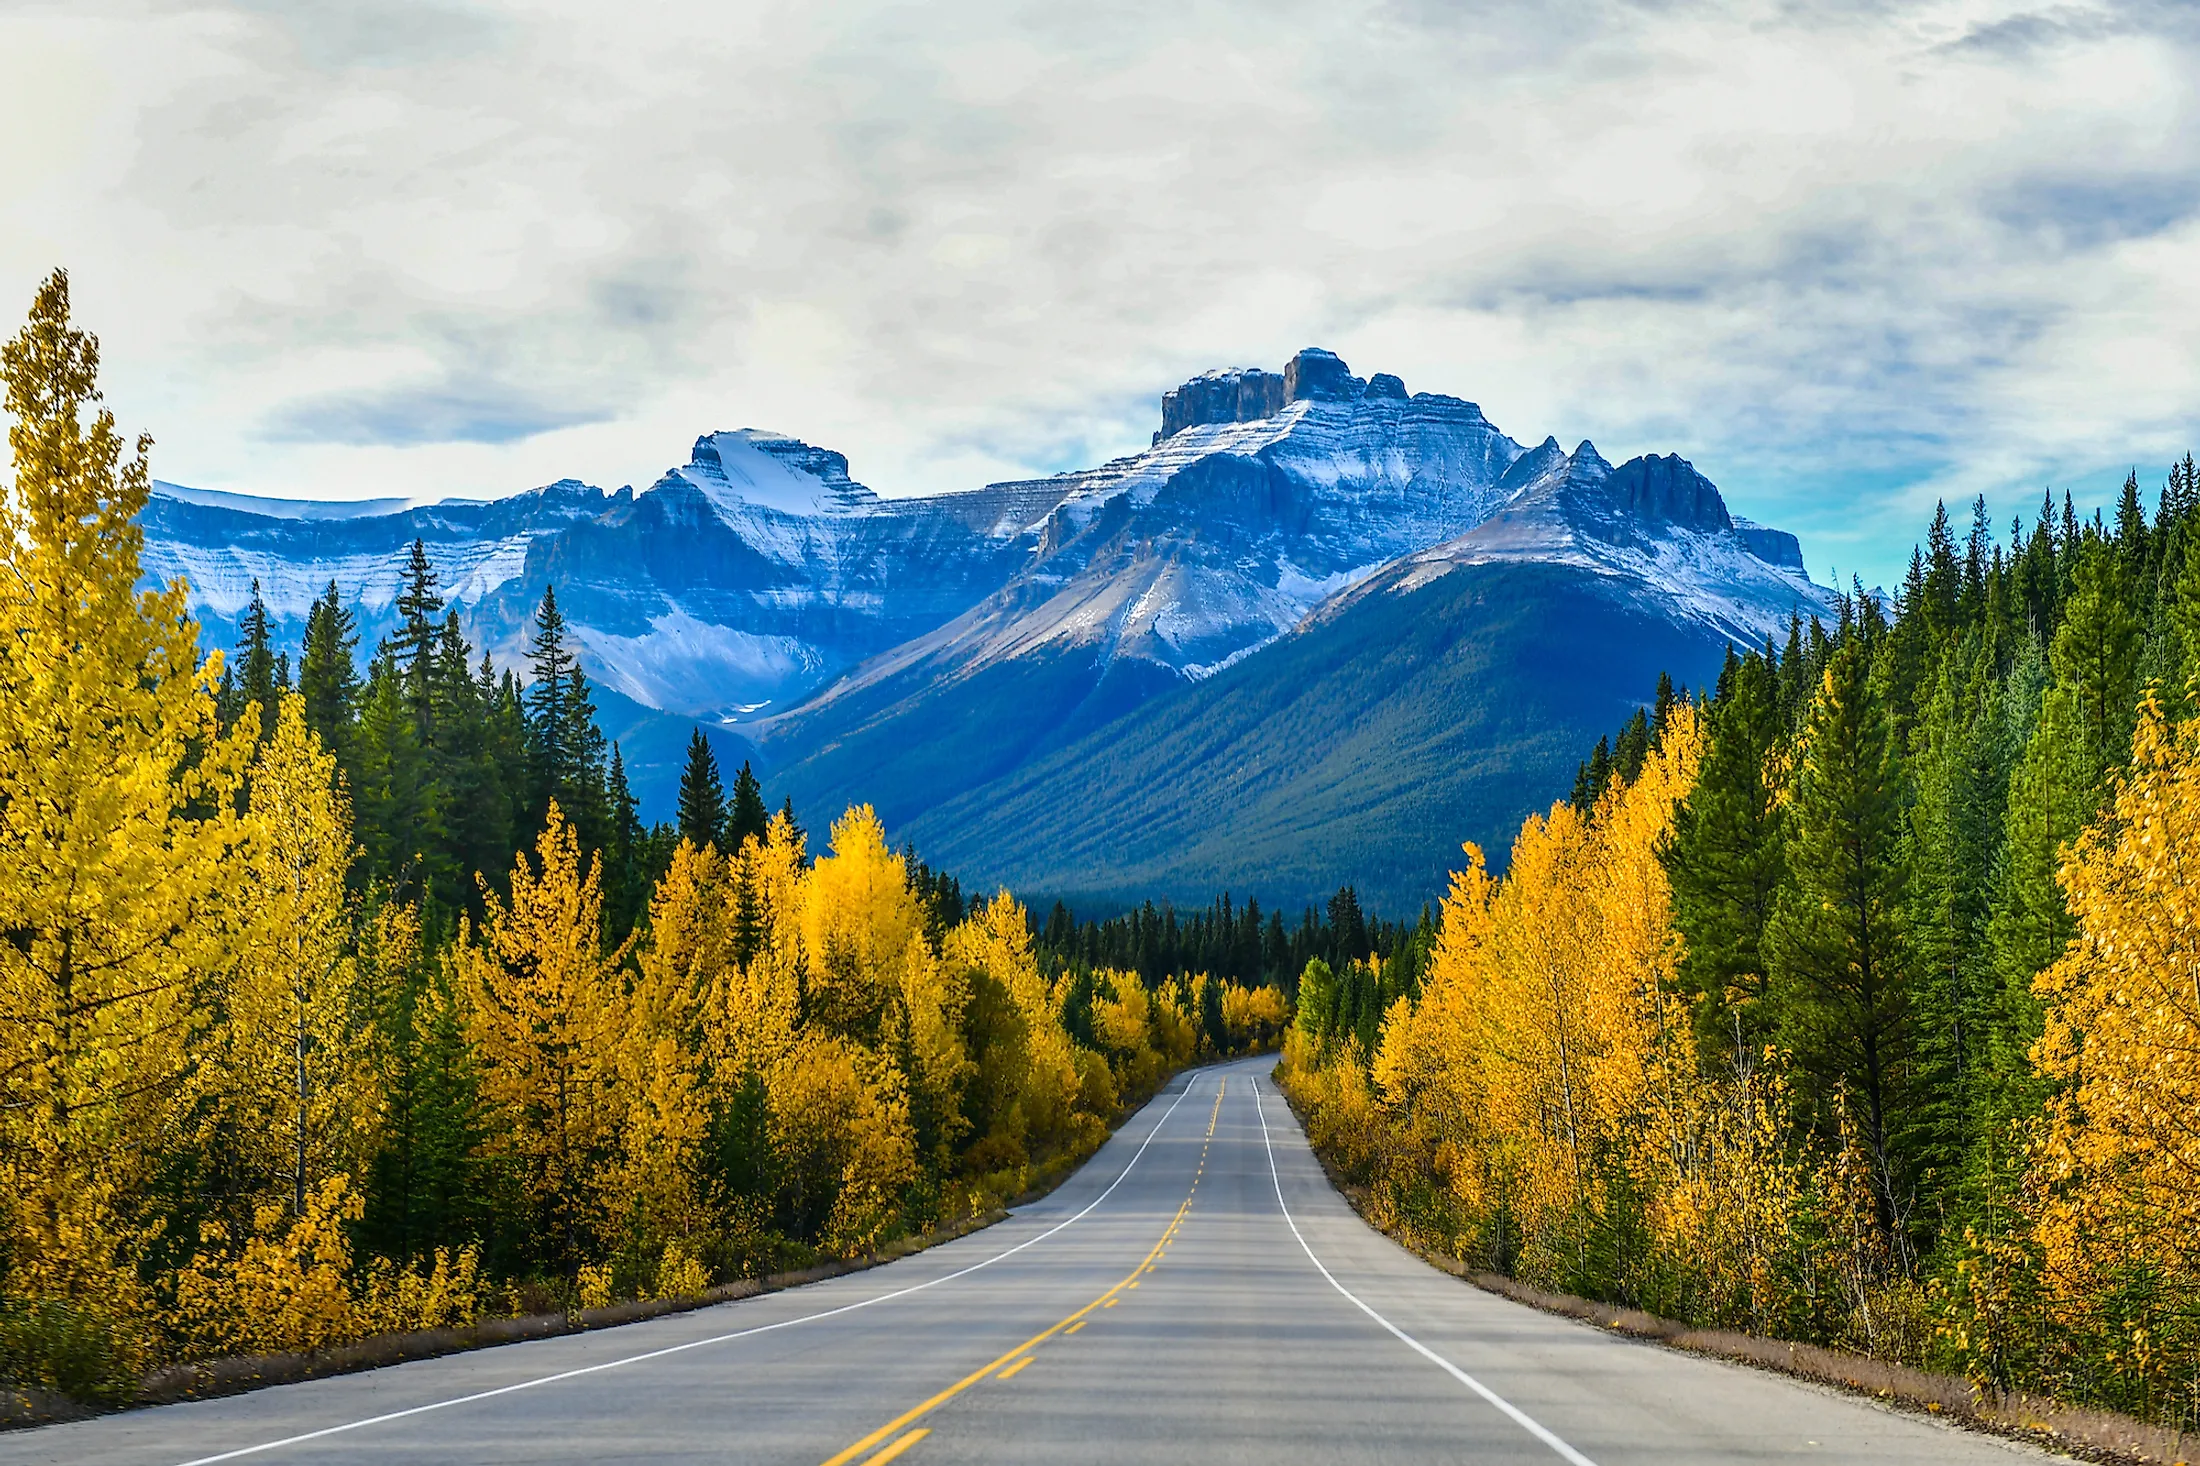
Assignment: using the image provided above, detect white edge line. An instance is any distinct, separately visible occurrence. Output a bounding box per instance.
[170,1072,1209,1466]
[1249,1074,1600,1466]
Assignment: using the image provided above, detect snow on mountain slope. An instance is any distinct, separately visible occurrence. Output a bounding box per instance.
[762,390,1835,898]
[825,443,1834,913]
[1339,438,1835,647]
[139,345,1829,848]
[760,349,1532,739]
[153,483,421,520]
[140,477,619,642]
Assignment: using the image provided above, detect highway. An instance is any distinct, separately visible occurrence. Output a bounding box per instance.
[0,1056,2056,1466]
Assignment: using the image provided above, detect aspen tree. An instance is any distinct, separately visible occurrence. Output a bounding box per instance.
[709,812,804,1075]
[614,838,721,1249]
[0,272,253,1323]
[459,804,627,1265]
[2029,695,2200,1405]
[227,694,371,1215]
[948,894,1083,1161]
[802,805,922,1040]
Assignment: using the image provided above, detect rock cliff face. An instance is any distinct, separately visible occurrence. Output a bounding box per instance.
[1157,367,1286,441]
[141,347,1829,854]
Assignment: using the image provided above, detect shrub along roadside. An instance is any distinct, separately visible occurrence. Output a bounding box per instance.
[1275,1076,2194,1466]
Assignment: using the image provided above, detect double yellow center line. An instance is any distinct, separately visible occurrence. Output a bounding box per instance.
[818,1079,1227,1466]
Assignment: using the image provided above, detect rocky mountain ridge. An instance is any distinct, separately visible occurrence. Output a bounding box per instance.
[139,347,1832,857]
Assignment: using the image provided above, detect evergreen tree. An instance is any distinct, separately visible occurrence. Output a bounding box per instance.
[1325,886,1370,964]
[2049,537,2141,761]
[1987,679,2097,1001]
[393,539,443,733]
[2114,469,2150,601]
[351,648,446,906]
[525,585,574,818]
[523,585,609,848]
[2168,526,2200,704]
[676,728,727,850]
[1902,633,2011,1225]
[234,579,278,742]
[1767,637,1916,1254]
[1662,649,1787,1064]
[1200,972,1229,1058]
[424,612,512,915]
[1571,735,1614,811]
[1778,613,1811,727]
[360,906,497,1267]
[604,744,647,941]
[727,758,769,851]
[1612,707,1652,784]
[1651,670,1680,745]
[298,581,359,764]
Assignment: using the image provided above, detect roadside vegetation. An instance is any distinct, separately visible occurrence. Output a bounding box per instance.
[1285,459,2200,1431]
[0,273,1288,1406]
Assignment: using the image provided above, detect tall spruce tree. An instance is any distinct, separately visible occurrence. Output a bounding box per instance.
[298,581,358,764]
[393,539,443,734]
[2050,536,2141,760]
[604,744,647,940]
[523,585,608,846]
[1768,635,1917,1253]
[1902,632,2012,1224]
[234,579,278,741]
[727,758,769,850]
[1662,648,1787,1064]
[676,728,727,850]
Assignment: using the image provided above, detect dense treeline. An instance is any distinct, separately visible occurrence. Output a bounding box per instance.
[1286,460,2200,1427]
[1035,885,1432,994]
[0,274,1286,1402]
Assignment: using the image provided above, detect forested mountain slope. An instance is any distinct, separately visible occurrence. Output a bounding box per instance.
[806,439,1829,912]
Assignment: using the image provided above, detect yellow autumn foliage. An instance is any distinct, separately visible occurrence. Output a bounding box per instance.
[0,272,255,1339]
[1220,976,1292,1053]
[0,275,1220,1393]
[2023,694,2200,1406]
[458,804,631,1257]
[222,694,377,1213]
[1296,707,1872,1335]
[173,1174,484,1359]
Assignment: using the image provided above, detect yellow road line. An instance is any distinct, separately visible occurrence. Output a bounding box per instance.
[815,1079,1224,1466]
[996,1356,1033,1381]
[860,1428,929,1465]
[1063,1321,1086,1336]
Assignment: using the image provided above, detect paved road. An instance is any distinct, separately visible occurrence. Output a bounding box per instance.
[2,1057,2058,1466]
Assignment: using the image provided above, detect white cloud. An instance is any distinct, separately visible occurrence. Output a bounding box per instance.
[2,0,2195,583]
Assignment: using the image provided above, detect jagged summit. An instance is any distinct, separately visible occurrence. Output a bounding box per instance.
[1341,438,1829,647]
[1152,347,1489,445]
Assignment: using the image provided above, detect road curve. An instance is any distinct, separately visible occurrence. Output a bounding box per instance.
[0,1056,2057,1466]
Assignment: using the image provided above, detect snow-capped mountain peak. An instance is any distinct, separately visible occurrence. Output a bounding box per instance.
[658,429,882,519]
[136,347,1828,826]
[1353,440,1831,647]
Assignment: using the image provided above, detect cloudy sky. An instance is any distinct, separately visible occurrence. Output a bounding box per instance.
[3,0,2196,585]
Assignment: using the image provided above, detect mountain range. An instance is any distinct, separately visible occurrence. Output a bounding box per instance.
[141,348,1833,912]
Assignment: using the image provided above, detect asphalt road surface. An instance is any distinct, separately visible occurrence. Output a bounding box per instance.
[0,1056,2059,1466]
